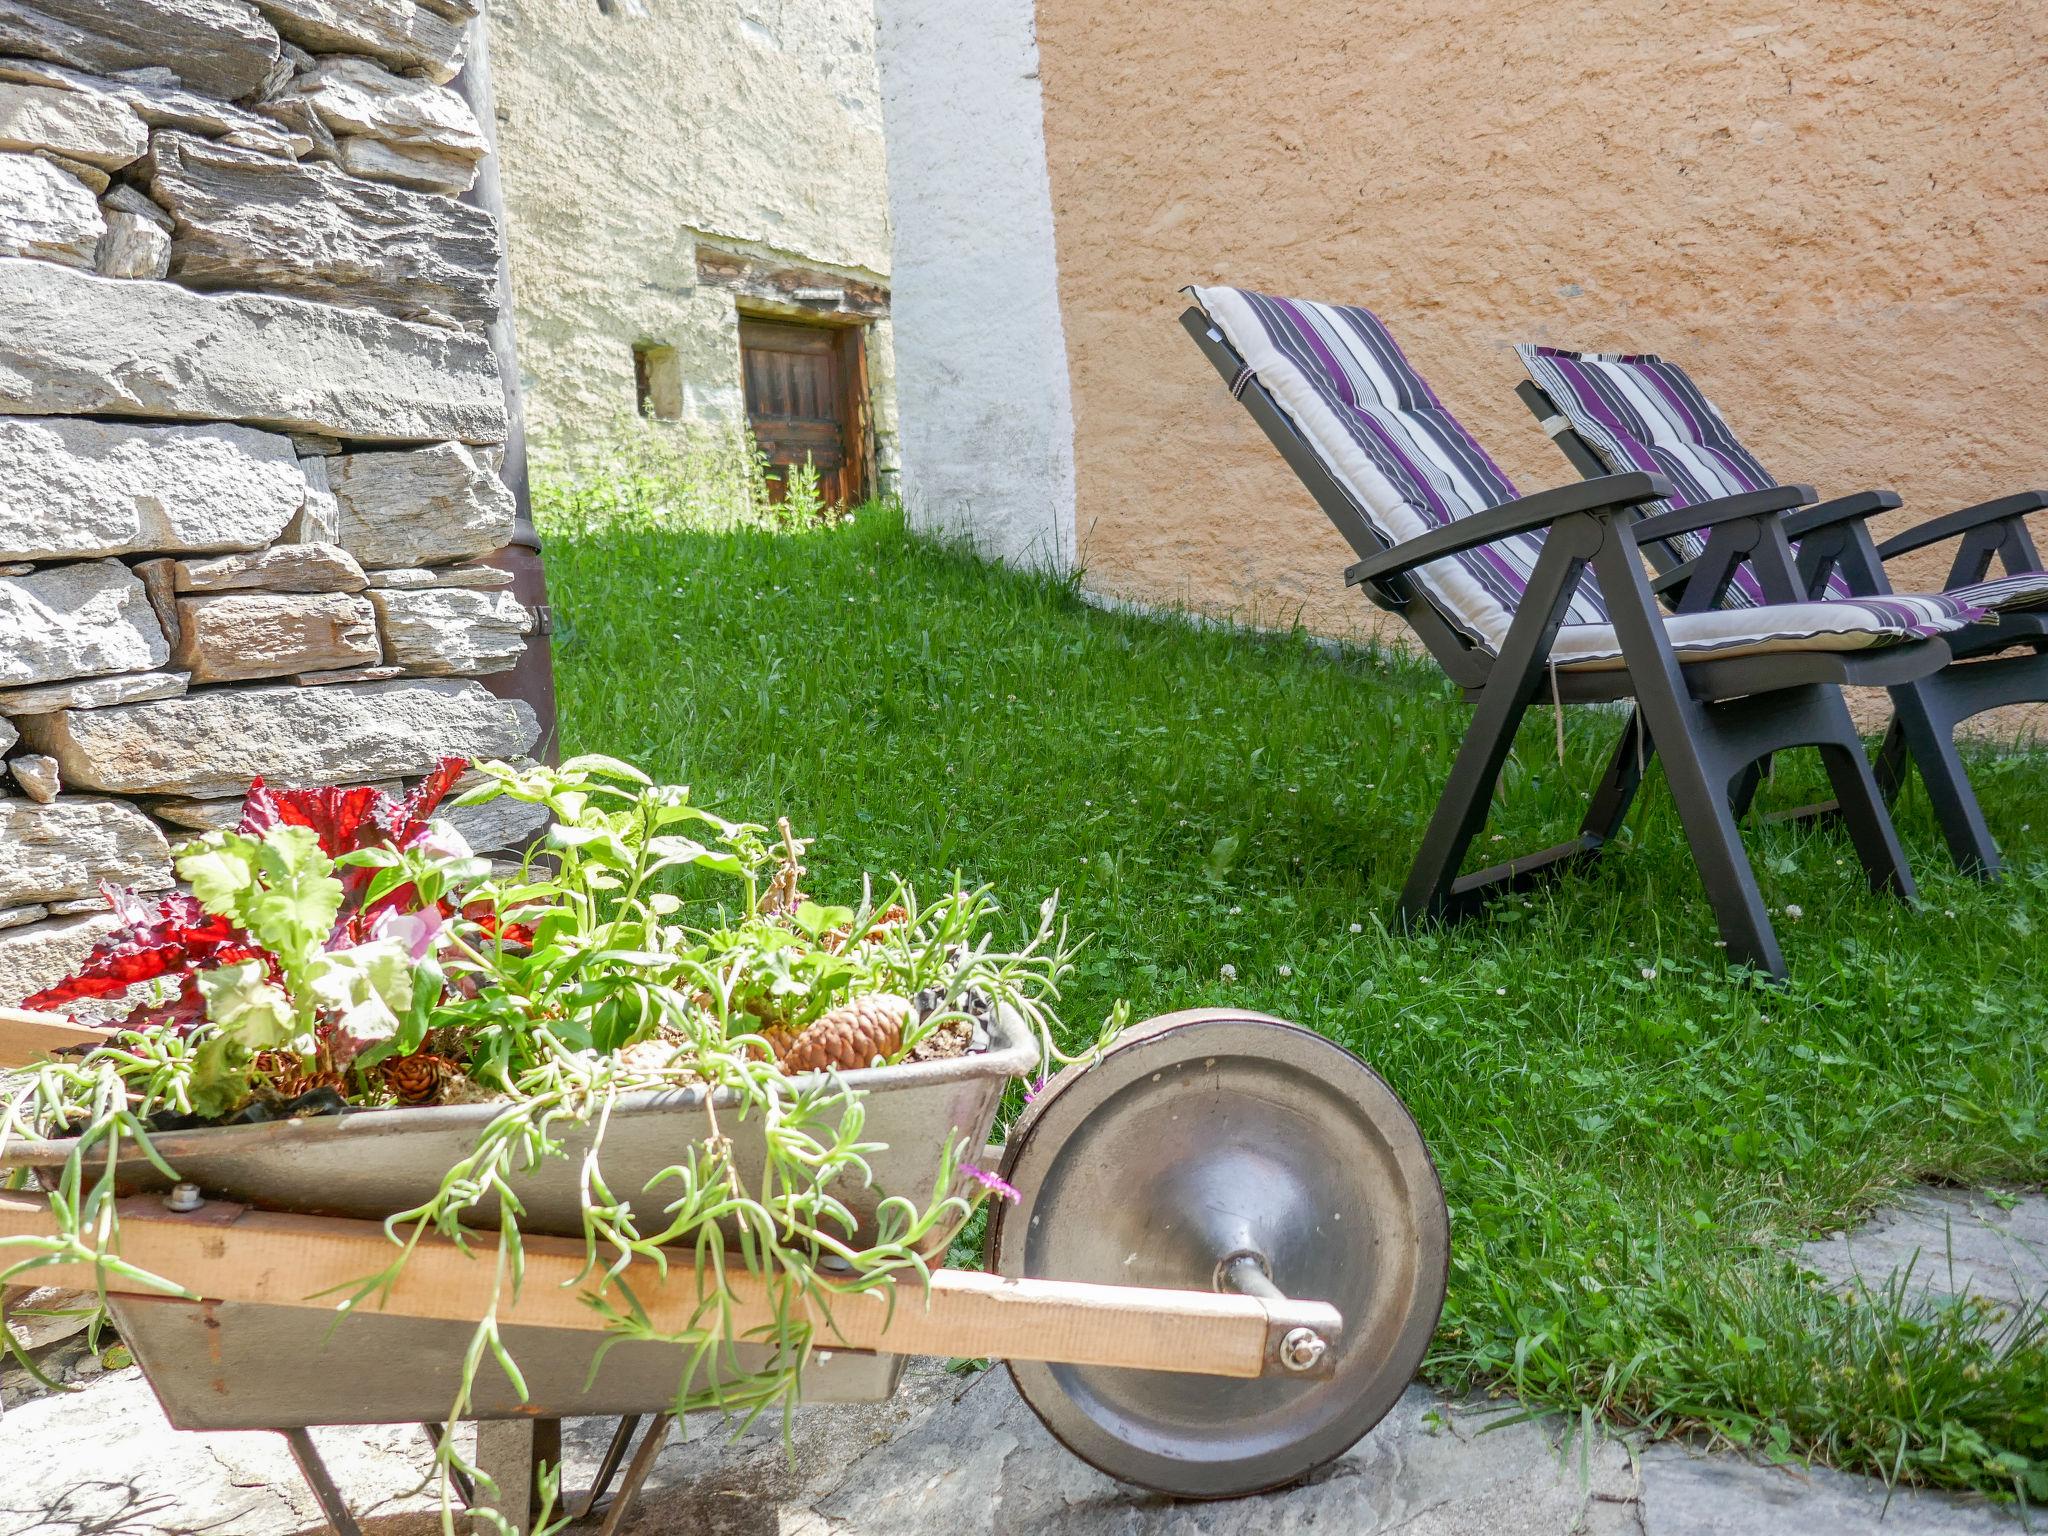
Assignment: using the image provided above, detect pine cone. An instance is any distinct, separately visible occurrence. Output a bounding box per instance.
[253,1051,344,1101]
[382,1051,450,1106]
[779,994,911,1074]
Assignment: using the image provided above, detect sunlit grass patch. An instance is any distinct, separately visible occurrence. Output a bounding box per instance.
[538,483,2048,1503]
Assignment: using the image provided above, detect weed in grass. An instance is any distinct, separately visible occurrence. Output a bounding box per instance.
[536,466,2048,1501]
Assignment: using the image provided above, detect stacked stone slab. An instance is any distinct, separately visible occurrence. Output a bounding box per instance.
[0,0,540,1004]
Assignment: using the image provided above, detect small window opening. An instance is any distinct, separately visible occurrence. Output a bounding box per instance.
[633,343,682,421]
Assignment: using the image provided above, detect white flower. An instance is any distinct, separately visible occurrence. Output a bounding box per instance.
[1229,906,1242,916]
[415,818,474,862]
[368,905,449,961]
[1640,967,1657,981]
[1349,922,1364,934]
[1783,904,1803,921]
[1220,963,1237,982]
[1418,974,1432,984]
[1277,964,1293,977]
[1496,987,1507,996]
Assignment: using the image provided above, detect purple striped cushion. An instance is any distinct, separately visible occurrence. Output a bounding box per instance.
[1555,589,1984,671]
[1195,286,1609,655]
[1516,345,1857,608]
[1948,570,2048,614]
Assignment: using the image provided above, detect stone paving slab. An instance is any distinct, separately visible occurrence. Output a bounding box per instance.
[0,1186,2040,1536]
[1797,1186,2046,1316]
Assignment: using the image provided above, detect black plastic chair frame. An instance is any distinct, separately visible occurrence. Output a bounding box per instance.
[1183,307,1951,982]
[1518,379,2048,878]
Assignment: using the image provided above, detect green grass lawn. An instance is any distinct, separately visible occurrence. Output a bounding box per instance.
[537,481,2048,1501]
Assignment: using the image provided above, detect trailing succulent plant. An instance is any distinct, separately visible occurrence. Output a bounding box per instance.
[0,754,1117,1533]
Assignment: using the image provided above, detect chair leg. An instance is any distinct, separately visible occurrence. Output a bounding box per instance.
[1729,754,1767,820]
[1638,706,1785,978]
[1879,688,2001,879]
[1397,678,1539,925]
[1579,708,1651,843]
[1591,535,1785,979]
[1814,738,1920,900]
[1397,523,1599,926]
[1873,713,1911,805]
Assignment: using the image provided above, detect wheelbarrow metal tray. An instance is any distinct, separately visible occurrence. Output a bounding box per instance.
[87,1007,1036,1255]
[112,1294,904,1430]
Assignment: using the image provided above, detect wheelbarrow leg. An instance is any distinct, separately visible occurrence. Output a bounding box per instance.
[280,1428,363,1536]
[595,1412,672,1536]
[417,1421,477,1507]
[475,1417,561,1535]
[574,1415,643,1520]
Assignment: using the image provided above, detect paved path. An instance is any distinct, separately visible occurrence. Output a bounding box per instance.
[2,1186,2041,1536]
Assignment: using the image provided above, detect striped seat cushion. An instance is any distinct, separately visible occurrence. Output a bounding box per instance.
[1520,345,2048,624]
[1516,345,1857,608]
[1195,285,1610,654]
[1554,592,1983,672]
[1196,288,1983,666]
[1948,570,2048,615]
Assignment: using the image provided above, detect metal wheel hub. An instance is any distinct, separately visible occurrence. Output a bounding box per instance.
[992,1009,1449,1498]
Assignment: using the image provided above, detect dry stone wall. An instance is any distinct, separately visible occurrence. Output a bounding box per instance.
[0,0,541,1005]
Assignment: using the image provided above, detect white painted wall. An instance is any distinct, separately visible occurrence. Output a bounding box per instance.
[874,0,1075,570]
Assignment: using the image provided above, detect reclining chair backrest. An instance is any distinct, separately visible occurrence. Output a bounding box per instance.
[1515,345,1856,608]
[1194,286,1610,658]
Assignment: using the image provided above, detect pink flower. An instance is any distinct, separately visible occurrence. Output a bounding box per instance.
[962,1163,1020,1204]
[365,904,448,961]
[1022,1074,1048,1105]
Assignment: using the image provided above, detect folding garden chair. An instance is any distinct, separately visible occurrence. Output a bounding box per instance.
[1181,286,1983,980]
[1517,346,2048,876]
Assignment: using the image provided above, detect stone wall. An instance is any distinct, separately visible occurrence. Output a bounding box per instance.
[881,0,2048,740]
[486,0,899,487]
[0,0,541,1004]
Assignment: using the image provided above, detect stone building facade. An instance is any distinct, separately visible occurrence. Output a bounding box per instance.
[878,0,2048,736]
[487,0,899,500]
[0,0,541,1005]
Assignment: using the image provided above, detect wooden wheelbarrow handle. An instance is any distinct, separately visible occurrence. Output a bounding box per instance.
[0,1193,1342,1381]
[0,1007,112,1070]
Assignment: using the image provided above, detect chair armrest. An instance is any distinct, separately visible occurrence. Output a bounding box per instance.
[1782,488,1902,539]
[1343,471,1671,587]
[1650,559,1696,597]
[1630,484,1815,546]
[1875,491,2048,561]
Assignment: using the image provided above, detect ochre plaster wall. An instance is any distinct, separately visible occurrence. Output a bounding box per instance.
[1032,0,2048,739]
[486,0,897,468]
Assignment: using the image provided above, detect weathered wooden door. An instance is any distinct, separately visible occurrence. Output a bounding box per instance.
[738,318,865,505]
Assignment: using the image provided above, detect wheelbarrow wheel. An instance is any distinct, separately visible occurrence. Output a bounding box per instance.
[990,1008,1448,1498]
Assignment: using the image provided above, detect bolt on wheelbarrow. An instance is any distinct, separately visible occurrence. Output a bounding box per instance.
[0,1008,1448,1531]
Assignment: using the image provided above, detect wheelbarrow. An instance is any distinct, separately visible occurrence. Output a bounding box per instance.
[0,1007,1449,1532]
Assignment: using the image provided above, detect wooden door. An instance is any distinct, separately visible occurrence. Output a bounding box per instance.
[739,318,864,505]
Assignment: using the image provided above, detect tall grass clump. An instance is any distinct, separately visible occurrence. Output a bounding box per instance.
[532,415,851,537]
